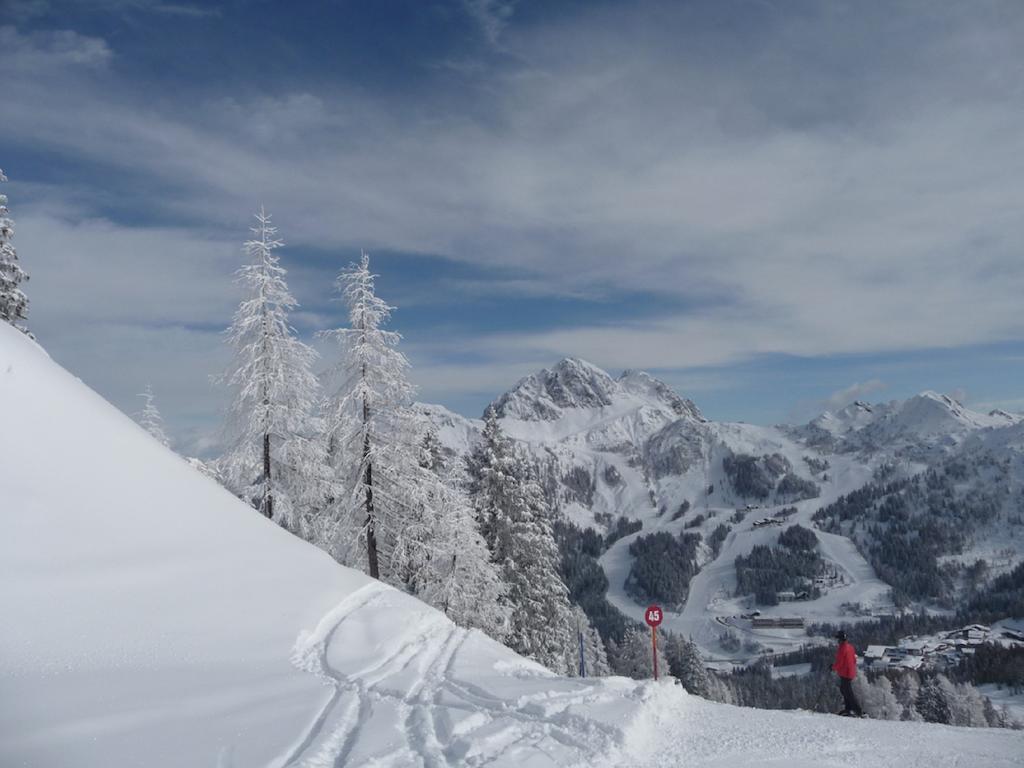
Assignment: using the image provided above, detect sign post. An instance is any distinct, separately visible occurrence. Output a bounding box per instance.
[644,604,663,680]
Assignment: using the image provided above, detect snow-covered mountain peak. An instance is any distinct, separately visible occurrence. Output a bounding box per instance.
[895,390,1005,434]
[490,358,707,426]
[988,408,1022,423]
[809,399,880,436]
[797,389,1020,456]
[617,369,705,422]
[490,357,619,421]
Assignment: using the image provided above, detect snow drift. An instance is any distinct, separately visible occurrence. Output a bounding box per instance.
[2,323,1022,767]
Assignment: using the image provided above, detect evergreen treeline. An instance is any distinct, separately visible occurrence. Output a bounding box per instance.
[603,514,643,545]
[722,452,819,502]
[967,561,1024,621]
[554,520,635,644]
[718,663,1018,727]
[722,453,779,499]
[735,524,824,604]
[950,644,1024,692]
[813,454,1016,608]
[809,613,964,647]
[625,531,701,607]
[777,473,820,502]
[708,523,730,557]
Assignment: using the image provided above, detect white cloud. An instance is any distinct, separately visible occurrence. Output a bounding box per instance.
[6,4,1024,427]
[823,379,887,412]
[1,25,112,68]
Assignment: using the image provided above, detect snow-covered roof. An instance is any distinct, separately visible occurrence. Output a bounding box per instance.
[895,656,924,670]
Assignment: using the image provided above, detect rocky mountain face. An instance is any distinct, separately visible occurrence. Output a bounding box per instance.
[491,358,704,426]
[426,358,827,533]
[490,358,620,420]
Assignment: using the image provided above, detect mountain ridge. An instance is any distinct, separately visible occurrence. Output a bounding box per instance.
[419,356,1024,663]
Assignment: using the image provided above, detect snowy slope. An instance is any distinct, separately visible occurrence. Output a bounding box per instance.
[2,326,1023,766]
[0,323,683,767]
[0,323,368,766]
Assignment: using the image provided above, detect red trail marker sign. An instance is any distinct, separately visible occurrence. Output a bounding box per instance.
[644,605,663,680]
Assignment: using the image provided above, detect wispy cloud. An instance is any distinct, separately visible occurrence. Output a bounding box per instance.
[823,379,887,412]
[7,2,1024,434]
[462,0,517,47]
[1,25,113,67]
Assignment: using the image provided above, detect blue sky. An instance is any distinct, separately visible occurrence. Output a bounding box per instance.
[4,0,1024,454]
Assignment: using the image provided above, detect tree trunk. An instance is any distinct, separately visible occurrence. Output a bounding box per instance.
[363,397,379,579]
[263,431,273,520]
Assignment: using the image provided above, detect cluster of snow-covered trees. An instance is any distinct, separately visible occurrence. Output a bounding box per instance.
[712,643,1021,728]
[141,208,604,675]
[0,169,30,335]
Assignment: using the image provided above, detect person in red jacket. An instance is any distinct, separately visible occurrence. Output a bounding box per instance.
[831,630,863,716]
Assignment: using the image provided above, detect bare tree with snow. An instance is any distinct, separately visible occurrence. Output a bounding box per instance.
[218,208,323,531]
[0,169,30,334]
[136,384,171,448]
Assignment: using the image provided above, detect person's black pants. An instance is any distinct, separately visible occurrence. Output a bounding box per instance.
[839,677,862,715]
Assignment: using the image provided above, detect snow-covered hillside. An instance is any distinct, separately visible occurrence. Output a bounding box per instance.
[0,323,658,766]
[2,326,1023,766]
[422,358,1024,663]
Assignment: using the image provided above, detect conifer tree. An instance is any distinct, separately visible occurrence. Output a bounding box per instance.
[136,384,171,448]
[853,675,901,720]
[893,673,924,722]
[468,408,577,673]
[319,253,418,580]
[916,675,953,724]
[416,429,510,640]
[663,632,711,696]
[219,208,322,531]
[609,626,667,680]
[0,169,30,334]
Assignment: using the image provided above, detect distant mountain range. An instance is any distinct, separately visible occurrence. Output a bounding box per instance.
[418,357,1024,660]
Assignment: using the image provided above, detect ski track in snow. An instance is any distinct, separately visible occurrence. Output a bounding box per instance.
[280,584,631,768]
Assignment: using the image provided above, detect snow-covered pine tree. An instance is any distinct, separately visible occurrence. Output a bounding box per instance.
[663,632,711,696]
[916,675,953,724]
[218,208,323,532]
[892,673,923,722]
[853,674,902,720]
[136,384,171,447]
[468,408,577,674]
[949,681,992,727]
[319,253,421,581]
[0,169,30,334]
[608,626,667,680]
[416,429,510,640]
